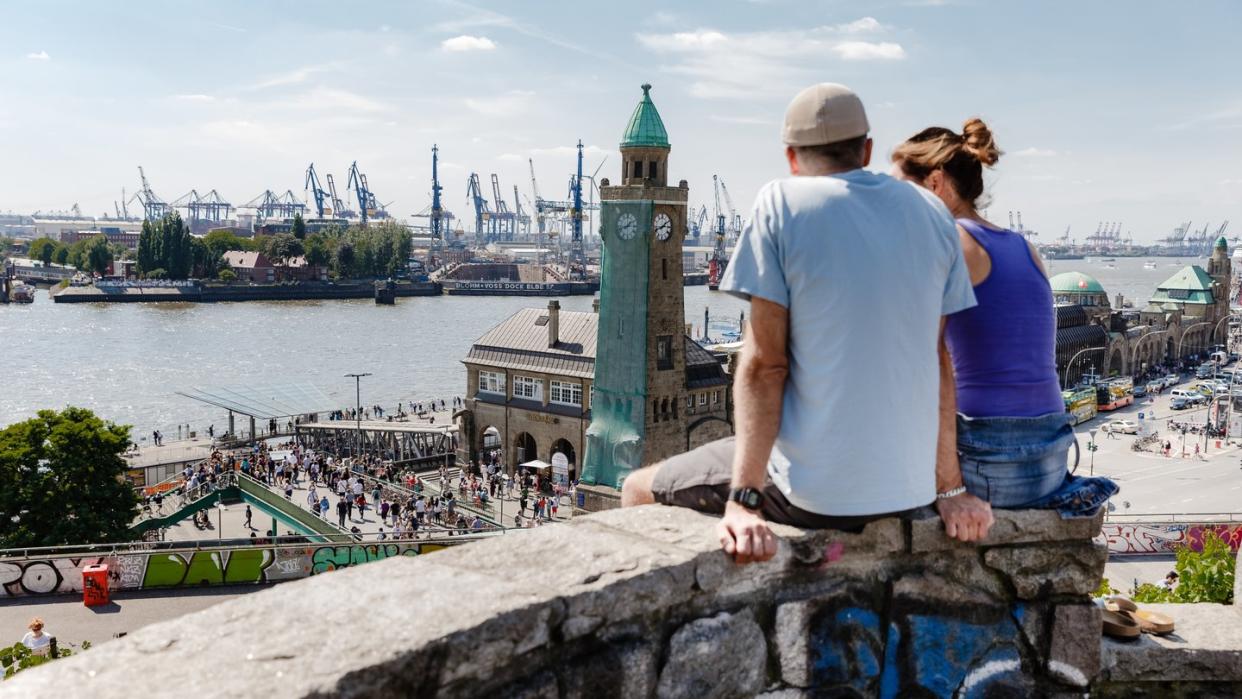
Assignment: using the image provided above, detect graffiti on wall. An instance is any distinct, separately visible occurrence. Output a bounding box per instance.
[1097,522,1242,554]
[0,541,450,598]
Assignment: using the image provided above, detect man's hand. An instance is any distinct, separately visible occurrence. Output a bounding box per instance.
[935,491,994,542]
[717,501,778,564]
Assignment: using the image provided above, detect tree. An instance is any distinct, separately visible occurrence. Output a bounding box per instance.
[334,241,355,277]
[0,408,140,548]
[304,233,331,268]
[291,212,306,240]
[203,229,253,258]
[52,244,70,265]
[28,238,57,266]
[137,220,156,274]
[84,235,113,276]
[136,214,194,279]
[218,268,237,282]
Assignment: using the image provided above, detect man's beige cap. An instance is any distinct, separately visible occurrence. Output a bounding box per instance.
[782,83,870,146]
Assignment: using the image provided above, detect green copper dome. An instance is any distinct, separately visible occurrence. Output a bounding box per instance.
[1050,271,1105,294]
[1215,236,1228,250]
[620,83,669,148]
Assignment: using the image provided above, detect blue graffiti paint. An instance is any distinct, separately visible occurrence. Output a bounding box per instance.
[879,623,901,699]
[907,614,1022,696]
[808,606,882,693]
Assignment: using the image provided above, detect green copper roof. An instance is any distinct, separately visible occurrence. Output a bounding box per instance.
[1216,236,1229,249]
[1157,265,1214,291]
[621,83,670,148]
[1049,271,1105,294]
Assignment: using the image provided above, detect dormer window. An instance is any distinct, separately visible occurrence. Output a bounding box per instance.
[633,160,643,178]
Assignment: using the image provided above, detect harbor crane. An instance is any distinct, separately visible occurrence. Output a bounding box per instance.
[243,190,306,222]
[466,173,492,244]
[130,166,170,221]
[489,173,517,241]
[347,161,387,226]
[325,174,354,219]
[171,189,233,223]
[568,140,586,277]
[717,177,742,241]
[513,185,530,236]
[688,205,708,241]
[708,175,728,290]
[305,164,331,218]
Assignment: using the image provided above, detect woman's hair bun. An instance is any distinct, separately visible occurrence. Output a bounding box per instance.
[961,117,1001,167]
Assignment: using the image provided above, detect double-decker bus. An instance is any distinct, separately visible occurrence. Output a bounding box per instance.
[1096,377,1134,412]
[1062,386,1098,425]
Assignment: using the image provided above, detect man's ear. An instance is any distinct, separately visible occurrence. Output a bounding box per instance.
[785,146,800,176]
[862,138,874,168]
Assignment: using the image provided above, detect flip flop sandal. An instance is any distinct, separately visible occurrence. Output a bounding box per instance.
[1133,609,1176,635]
[1102,609,1141,639]
[1106,596,1138,612]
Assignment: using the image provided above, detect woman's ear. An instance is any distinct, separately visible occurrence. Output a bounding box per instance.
[924,169,944,196]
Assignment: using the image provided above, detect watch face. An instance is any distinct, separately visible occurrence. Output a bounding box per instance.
[654,213,672,241]
[617,212,638,240]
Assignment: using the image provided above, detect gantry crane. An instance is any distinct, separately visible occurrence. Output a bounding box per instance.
[466,173,491,244]
[347,161,382,226]
[717,177,742,241]
[130,166,170,221]
[325,173,354,219]
[489,173,517,241]
[568,140,586,277]
[171,189,232,223]
[243,190,306,222]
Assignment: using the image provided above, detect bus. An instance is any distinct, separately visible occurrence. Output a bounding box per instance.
[1063,386,1098,425]
[1096,377,1135,412]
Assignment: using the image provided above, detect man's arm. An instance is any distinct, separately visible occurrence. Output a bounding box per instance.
[719,296,788,564]
[933,321,994,542]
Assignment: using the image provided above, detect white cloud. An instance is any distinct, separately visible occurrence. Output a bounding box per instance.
[497,153,524,162]
[1013,147,1057,158]
[293,88,392,113]
[441,35,498,52]
[832,41,906,61]
[249,63,340,90]
[175,94,216,102]
[637,24,906,99]
[835,17,883,33]
[26,50,50,61]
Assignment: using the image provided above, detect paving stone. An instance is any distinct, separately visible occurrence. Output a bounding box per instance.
[656,610,767,699]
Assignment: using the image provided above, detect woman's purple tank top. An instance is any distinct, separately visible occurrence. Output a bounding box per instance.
[946,219,1064,418]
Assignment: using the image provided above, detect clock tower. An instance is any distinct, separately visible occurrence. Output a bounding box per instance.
[582,84,691,490]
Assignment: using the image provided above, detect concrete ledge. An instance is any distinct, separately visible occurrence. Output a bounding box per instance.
[1099,603,1242,684]
[2,506,1115,697]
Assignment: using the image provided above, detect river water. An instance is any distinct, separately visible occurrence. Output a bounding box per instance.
[0,256,1208,437]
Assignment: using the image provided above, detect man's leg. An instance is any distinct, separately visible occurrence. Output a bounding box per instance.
[622,438,735,514]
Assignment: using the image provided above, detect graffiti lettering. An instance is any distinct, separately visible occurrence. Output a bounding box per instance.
[1097,523,1242,554]
[0,541,450,598]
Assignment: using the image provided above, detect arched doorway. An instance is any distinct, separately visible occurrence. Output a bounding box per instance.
[550,438,576,484]
[513,432,538,466]
[1107,347,1125,377]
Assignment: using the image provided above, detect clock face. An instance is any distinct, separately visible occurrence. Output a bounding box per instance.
[617,212,638,240]
[654,213,672,241]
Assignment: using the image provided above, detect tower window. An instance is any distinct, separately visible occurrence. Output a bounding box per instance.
[649,161,658,180]
[652,399,660,423]
[633,160,643,178]
[662,258,667,280]
[656,335,673,370]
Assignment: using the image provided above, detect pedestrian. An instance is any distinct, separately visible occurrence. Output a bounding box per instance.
[244,505,253,529]
[320,495,330,519]
[337,499,348,527]
[21,618,51,657]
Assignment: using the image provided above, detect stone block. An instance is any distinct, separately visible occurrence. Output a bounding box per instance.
[891,553,1008,607]
[656,610,767,699]
[1099,603,1242,683]
[911,508,1104,553]
[499,670,560,699]
[561,641,658,698]
[775,601,812,688]
[983,542,1107,599]
[1047,604,1101,687]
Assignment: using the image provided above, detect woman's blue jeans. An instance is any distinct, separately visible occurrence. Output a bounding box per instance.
[957,412,1118,518]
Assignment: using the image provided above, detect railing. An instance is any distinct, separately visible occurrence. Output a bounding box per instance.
[235,472,350,541]
[135,472,237,521]
[1103,512,1242,523]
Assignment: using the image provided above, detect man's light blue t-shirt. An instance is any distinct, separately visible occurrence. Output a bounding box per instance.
[720,169,976,516]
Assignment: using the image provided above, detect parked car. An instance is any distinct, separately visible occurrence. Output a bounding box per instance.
[1163,374,1180,388]
[1103,420,1139,434]
[1133,383,1149,398]
[1171,398,1190,410]
[1146,381,1165,395]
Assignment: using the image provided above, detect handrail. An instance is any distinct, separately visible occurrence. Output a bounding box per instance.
[1103,512,1242,523]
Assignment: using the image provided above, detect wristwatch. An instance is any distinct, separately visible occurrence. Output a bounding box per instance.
[728,487,765,511]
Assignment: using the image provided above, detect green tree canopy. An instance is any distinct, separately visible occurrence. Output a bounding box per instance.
[202,229,255,258]
[0,408,140,548]
[137,213,193,279]
[28,238,57,266]
[291,212,306,240]
[84,235,113,276]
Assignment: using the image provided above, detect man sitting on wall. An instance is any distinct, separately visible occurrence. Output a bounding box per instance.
[621,83,994,562]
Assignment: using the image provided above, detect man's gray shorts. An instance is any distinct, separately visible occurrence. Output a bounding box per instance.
[649,437,926,532]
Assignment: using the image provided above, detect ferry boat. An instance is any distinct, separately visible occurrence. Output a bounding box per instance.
[9,281,35,303]
[1143,261,1157,270]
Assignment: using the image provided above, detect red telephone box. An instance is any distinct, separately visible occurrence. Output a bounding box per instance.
[82,564,109,607]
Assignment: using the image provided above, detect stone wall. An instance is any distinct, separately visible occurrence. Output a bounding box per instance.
[8,505,1113,697]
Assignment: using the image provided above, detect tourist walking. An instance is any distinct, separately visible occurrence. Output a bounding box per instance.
[890,118,1117,525]
[623,83,980,562]
[21,618,52,657]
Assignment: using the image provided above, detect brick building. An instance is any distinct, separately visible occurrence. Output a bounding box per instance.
[457,298,731,484]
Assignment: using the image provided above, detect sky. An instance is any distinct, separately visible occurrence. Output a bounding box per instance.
[1,0,1239,243]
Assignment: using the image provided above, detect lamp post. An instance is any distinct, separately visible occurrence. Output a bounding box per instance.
[216,501,226,541]
[1087,428,1098,476]
[345,372,372,459]
[1063,347,1106,388]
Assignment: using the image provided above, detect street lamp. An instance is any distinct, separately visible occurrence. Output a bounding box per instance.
[1063,347,1106,388]
[1087,428,1098,476]
[345,373,372,459]
[216,501,227,541]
